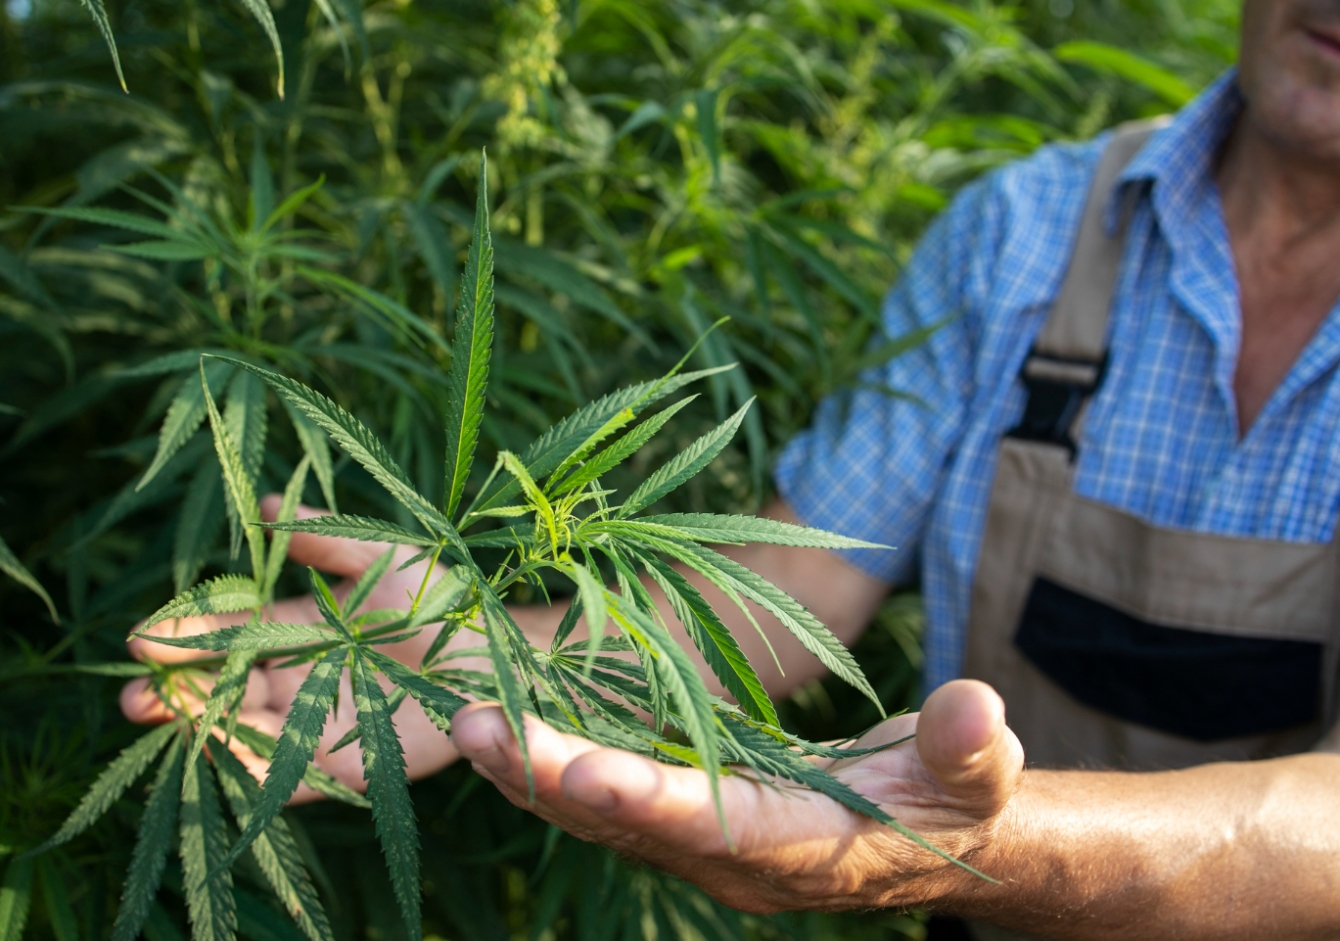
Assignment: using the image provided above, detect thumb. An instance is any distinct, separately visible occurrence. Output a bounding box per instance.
[915,679,1023,818]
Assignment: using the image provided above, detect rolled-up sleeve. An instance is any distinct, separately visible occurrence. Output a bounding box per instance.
[774,175,1004,584]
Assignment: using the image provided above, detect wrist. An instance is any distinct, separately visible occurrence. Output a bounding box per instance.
[918,770,1036,914]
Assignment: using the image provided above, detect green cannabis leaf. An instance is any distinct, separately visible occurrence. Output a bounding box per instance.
[210,745,333,941]
[179,746,236,941]
[111,735,185,941]
[444,153,496,521]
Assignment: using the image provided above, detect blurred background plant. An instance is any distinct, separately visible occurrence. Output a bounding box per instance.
[1,0,1237,938]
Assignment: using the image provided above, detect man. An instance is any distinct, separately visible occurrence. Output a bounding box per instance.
[123,1,1340,936]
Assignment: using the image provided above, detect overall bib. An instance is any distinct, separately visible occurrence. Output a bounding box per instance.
[957,123,1340,939]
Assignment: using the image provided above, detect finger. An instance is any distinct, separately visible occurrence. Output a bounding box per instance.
[128,610,256,664]
[119,668,272,725]
[386,695,461,780]
[915,679,1024,815]
[259,496,393,578]
[453,705,844,862]
[452,703,605,819]
[266,594,323,625]
[559,747,740,856]
[120,677,176,724]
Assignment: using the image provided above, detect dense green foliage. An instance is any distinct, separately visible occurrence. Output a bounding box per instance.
[2,0,1236,938]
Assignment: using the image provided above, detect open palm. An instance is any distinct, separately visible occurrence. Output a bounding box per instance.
[121,496,466,799]
[450,679,1024,914]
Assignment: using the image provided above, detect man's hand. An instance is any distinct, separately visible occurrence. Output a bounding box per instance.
[448,670,1340,940]
[450,679,1024,914]
[119,495,468,800]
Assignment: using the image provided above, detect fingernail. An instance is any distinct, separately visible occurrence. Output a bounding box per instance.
[467,733,510,775]
[563,781,618,812]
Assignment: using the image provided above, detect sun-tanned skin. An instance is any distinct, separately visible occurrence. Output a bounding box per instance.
[1226,0,1340,432]
[123,1,1340,936]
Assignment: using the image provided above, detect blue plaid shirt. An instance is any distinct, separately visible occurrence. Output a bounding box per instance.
[775,70,1340,694]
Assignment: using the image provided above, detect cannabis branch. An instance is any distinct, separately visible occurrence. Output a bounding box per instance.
[30,156,981,941]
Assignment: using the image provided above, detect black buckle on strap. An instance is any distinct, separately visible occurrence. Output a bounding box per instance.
[1005,350,1107,457]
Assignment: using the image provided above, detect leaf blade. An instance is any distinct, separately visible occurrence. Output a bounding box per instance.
[180,747,237,941]
[173,461,226,593]
[142,575,261,632]
[210,744,333,941]
[0,534,58,623]
[466,366,734,517]
[565,562,607,674]
[622,514,889,550]
[34,723,177,853]
[284,403,339,514]
[213,358,456,540]
[223,369,268,484]
[639,554,777,726]
[550,396,695,497]
[0,856,33,941]
[224,647,346,869]
[619,399,753,517]
[407,565,472,630]
[202,363,265,577]
[350,649,421,941]
[609,601,726,839]
[443,154,495,520]
[186,648,258,772]
[263,456,312,600]
[36,858,78,941]
[74,0,128,92]
[110,736,185,941]
[138,361,233,493]
[362,649,467,732]
[107,240,213,261]
[228,724,369,809]
[685,544,883,714]
[234,0,286,96]
[478,589,535,798]
[342,547,395,621]
[1055,41,1195,106]
[261,514,438,547]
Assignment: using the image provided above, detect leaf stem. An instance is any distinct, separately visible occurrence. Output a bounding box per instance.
[491,559,549,595]
[408,544,445,615]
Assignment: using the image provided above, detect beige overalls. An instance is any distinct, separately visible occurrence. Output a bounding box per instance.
[957,122,1340,939]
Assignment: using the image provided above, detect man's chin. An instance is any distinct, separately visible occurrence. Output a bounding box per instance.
[1247,72,1340,163]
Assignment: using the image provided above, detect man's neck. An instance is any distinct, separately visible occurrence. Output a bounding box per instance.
[1216,108,1340,434]
[1218,109,1340,246]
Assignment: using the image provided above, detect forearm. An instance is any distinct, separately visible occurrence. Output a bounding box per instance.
[946,754,1340,940]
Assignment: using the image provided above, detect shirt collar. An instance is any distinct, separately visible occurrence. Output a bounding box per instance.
[1110,69,1245,419]
[1111,68,1244,234]
[1106,68,1340,431]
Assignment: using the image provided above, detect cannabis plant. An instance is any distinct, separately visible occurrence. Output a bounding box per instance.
[26,157,978,941]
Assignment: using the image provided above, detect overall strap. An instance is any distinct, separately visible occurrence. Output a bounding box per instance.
[1007,118,1167,456]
